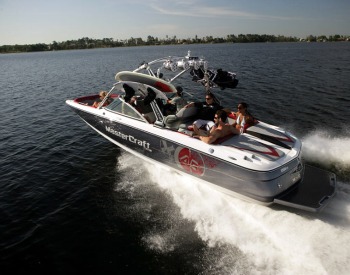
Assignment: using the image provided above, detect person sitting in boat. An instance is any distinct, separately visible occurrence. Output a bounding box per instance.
[185,92,223,135]
[196,110,239,144]
[92,91,111,108]
[231,102,255,132]
[166,86,187,113]
[126,96,137,106]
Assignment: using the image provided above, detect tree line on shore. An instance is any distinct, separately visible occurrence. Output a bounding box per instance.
[1,34,348,53]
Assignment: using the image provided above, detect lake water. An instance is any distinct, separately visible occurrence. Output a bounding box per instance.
[1,42,350,274]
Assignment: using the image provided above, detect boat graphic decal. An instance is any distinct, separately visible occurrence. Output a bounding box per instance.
[160,140,176,158]
[275,133,293,143]
[105,126,152,152]
[229,142,280,158]
[175,147,205,176]
[203,156,220,169]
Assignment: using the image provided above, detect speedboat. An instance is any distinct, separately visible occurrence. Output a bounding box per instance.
[66,51,336,212]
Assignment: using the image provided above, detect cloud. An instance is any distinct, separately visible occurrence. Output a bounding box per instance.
[149,0,297,21]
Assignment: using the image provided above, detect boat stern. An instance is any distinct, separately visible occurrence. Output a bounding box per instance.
[274,165,337,212]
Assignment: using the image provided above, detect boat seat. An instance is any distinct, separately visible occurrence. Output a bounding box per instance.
[123,83,136,102]
[135,99,153,114]
[143,112,156,124]
[164,106,198,130]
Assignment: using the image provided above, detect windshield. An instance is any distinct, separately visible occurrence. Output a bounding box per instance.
[105,97,144,120]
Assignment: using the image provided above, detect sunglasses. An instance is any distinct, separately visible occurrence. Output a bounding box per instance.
[206,97,212,100]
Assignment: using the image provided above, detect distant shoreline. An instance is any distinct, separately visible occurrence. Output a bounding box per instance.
[1,34,349,54]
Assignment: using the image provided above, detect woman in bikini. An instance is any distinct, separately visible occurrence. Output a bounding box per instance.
[231,102,254,132]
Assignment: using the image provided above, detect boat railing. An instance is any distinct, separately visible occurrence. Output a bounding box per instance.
[133,52,209,83]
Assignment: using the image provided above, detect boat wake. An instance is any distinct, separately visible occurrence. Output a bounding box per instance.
[302,129,350,173]
[115,151,350,274]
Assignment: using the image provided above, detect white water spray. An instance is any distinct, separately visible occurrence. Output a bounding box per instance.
[116,146,350,274]
[302,130,350,169]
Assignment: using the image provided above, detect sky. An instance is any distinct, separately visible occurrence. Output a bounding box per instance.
[0,0,349,45]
